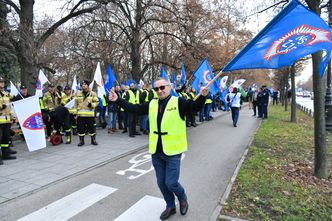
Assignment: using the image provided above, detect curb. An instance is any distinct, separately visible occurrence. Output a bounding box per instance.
[209,115,261,221]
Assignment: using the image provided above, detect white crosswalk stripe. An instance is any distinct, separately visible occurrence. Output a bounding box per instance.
[114,195,165,221]
[17,183,117,221]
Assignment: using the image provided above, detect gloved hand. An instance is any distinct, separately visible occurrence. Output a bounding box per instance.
[88,102,92,108]
[1,104,7,109]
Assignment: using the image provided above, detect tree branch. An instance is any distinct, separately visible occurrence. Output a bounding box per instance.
[2,0,20,15]
[36,4,101,49]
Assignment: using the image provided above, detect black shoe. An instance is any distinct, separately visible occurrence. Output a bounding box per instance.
[91,135,98,145]
[179,199,189,215]
[160,208,176,220]
[2,154,16,160]
[135,132,141,135]
[233,124,237,127]
[8,147,17,154]
[122,130,128,133]
[252,114,256,116]
[191,123,197,127]
[129,135,135,138]
[77,136,84,146]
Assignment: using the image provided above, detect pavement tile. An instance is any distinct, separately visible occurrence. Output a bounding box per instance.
[1,183,41,199]
[0,180,28,195]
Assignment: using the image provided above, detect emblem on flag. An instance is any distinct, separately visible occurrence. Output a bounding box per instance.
[264,25,331,61]
[203,70,213,83]
[22,112,44,130]
[36,80,41,90]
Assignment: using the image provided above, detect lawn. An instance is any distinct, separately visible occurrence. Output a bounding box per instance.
[219,105,332,221]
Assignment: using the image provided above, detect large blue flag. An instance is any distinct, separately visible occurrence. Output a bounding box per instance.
[222,0,332,77]
[193,58,220,94]
[180,64,186,86]
[105,64,117,91]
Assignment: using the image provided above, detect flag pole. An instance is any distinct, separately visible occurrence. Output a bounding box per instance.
[193,71,223,101]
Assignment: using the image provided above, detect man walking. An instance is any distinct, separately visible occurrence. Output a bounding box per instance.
[109,77,208,220]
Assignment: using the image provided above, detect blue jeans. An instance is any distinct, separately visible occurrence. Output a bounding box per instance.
[140,115,148,131]
[204,104,212,120]
[107,111,116,129]
[231,107,240,126]
[152,152,186,209]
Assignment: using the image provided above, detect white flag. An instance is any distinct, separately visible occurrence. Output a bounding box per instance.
[219,76,228,91]
[93,62,104,87]
[35,70,49,97]
[89,81,94,90]
[10,81,20,97]
[12,96,46,151]
[229,79,246,93]
[97,85,106,98]
[139,79,145,87]
[71,75,78,94]
[231,79,246,88]
[65,98,75,109]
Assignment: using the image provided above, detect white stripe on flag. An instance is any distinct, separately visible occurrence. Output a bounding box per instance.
[114,195,165,221]
[18,183,117,221]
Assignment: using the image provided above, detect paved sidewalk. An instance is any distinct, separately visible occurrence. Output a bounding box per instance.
[0,110,228,204]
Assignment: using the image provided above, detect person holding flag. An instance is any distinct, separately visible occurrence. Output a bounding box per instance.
[12,85,32,141]
[109,77,209,220]
[75,80,99,146]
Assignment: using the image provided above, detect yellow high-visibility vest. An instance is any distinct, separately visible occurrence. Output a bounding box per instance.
[128,90,140,104]
[148,97,187,155]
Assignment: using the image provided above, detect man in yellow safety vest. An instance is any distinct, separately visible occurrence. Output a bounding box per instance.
[109,77,208,220]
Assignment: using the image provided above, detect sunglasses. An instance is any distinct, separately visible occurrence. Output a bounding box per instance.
[154,84,169,91]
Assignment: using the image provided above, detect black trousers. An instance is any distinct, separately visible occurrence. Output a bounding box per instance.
[70,114,77,129]
[128,113,137,136]
[0,123,10,148]
[77,117,96,137]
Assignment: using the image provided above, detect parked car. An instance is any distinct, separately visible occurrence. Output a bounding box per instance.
[302,91,311,98]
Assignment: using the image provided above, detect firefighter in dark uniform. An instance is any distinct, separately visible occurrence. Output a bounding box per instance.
[43,84,62,137]
[48,105,72,144]
[0,77,16,164]
[12,85,32,140]
[74,80,99,146]
[61,86,77,135]
[258,85,269,119]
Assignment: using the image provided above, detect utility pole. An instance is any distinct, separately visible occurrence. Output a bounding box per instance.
[326,0,332,132]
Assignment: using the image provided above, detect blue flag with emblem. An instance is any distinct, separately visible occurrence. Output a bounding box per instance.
[222,0,332,77]
[193,58,220,94]
[171,72,177,88]
[105,64,117,91]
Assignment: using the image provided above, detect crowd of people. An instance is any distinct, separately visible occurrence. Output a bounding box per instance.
[0,75,275,219]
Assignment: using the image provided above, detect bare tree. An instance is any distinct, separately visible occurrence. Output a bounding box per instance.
[1,0,106,91]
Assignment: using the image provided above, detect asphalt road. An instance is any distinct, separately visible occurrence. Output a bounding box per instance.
[0,106,260,221]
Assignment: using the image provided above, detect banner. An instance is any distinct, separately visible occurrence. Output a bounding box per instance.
[12,96,46,152]
[10,81,20,97]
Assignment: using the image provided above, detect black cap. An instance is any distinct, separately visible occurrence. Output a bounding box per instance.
[0,77,5,82]
[20,85,27,89]
[64,86,71,90]
[48,84,55,88]
[82,80,90,85]
[56,85,63,91]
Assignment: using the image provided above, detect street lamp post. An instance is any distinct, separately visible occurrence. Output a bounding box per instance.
[326,1,332,132]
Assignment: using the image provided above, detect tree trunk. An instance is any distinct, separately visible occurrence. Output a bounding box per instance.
[312,52,328,178]
[18,0,37,93]
[290,64,297,122]
[130,33,141,82]
[280,77,285,106]
[284,72,289,111]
